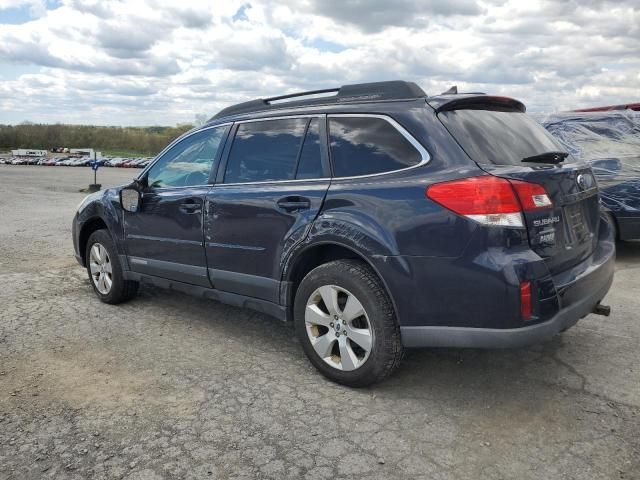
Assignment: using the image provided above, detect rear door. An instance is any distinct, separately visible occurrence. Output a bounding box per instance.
[205,115,330,303]
[438,106,600,274]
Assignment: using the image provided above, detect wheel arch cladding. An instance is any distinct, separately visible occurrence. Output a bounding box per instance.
[79,217,109,265]
[77,189,126,264]
[281,241,399,325]
[281,215,400,281]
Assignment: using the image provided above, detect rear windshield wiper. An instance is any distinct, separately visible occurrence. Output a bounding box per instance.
[521,151,569,164]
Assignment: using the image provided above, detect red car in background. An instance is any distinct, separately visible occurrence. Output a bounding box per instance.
[574,103,640,113]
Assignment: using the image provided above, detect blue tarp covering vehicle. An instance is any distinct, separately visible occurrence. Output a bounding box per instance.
[541,110,640,240]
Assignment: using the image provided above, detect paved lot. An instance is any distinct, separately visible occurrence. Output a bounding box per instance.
[1,165,639,480]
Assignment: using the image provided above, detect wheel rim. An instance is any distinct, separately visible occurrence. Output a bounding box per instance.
[305,285,373,371]
[89,242,113,295]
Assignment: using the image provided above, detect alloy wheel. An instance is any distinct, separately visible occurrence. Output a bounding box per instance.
[89,242,113,295]
[305,285,373,371]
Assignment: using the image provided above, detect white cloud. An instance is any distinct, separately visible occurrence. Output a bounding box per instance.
[0,0,637,125]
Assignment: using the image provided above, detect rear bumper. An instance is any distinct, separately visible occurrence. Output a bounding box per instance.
[401,267,612,348]
[400,216,616,348]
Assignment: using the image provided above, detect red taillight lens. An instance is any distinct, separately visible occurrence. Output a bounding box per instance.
[520,281,532,321]
[510,180,552,211]
[426,176,523,227]
[426,176,521,215]
[425,176,552,227]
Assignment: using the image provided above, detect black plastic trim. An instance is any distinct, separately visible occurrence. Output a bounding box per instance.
[128,256,209,285]
[208,268,280,304]
[123,271,287,321]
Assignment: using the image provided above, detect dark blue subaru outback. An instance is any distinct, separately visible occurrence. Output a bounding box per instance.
[73,81,615,386]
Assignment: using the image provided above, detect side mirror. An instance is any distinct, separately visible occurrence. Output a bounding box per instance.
[120,188,141,213]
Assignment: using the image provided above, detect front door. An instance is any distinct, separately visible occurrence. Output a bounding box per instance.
[205,116,330,302]
[124,125,229,286]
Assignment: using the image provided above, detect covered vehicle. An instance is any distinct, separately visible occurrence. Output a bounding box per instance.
[540,110,640,240]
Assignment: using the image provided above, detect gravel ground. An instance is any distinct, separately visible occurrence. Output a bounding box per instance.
[1,165,639,480]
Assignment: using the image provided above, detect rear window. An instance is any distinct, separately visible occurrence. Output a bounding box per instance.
[439,110,569,166]
[329,116,422,177]
[224,118,307,183]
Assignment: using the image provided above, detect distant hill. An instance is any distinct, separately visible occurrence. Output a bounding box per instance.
[0,123,194,155]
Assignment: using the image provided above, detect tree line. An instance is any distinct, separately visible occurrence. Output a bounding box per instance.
[0,123,194,155]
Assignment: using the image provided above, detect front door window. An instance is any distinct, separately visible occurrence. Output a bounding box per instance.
[147,127,227,188]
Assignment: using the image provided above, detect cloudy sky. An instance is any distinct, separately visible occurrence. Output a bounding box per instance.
[0,0,638,126]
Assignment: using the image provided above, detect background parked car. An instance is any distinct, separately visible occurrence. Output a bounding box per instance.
[1,153,153,168]
[108,157,128,167]
[541,110,640,240]
[129,158,148,168]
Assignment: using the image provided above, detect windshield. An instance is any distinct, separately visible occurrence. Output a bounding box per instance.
[439,109,574,166]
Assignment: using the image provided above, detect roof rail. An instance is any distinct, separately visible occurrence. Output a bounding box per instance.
[210,80,427,120]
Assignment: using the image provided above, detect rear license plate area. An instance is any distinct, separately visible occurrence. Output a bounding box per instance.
[565,203,589,244]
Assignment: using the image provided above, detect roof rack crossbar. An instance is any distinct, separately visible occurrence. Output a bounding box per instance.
[210,80,427,121]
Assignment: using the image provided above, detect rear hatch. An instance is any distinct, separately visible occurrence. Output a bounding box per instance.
[435,99,600,274]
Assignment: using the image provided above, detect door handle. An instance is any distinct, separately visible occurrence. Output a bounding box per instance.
[179,199,201,214]
[277,197,311,212]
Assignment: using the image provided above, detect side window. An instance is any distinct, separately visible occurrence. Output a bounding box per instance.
[329,116,422,178]
[295,118,324,179]
[224,118,308,183]
[147,127,227,188]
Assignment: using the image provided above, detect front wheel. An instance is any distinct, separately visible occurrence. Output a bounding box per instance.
[85,229,139,304]
[294,260,403,387]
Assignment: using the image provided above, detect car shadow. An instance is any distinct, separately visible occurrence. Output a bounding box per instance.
[387,338,574,396]
[136,284,591,398]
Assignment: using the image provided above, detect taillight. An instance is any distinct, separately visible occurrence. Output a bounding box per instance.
[425,176,552,227]
[520,281,532,321]
[509,180,552,211]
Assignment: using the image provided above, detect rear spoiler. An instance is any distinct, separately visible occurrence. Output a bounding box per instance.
[429,95,526,113]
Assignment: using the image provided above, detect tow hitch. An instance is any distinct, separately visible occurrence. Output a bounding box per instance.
[592,303,611,317]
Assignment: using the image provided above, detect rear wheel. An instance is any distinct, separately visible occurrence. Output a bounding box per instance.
[294,260,403,387]
[85,229,139,304]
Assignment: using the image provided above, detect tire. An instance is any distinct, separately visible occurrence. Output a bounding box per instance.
[85,229,139,304]
[604,212,623,242]
[294,260,403,387]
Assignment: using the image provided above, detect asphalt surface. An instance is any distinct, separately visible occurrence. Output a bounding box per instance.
[1,165,639,480]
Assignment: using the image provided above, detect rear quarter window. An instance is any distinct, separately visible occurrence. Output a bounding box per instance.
[329,116,423,177]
